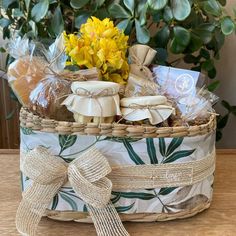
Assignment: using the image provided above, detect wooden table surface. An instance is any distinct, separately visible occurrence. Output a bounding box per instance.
[0,149,236,236]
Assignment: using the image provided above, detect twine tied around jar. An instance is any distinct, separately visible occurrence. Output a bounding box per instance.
[118,103,174,124]
[74,87,118,121]
[61,86,120,125]
[74,87,118,98]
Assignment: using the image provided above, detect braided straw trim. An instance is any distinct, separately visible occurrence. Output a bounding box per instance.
[45,200,211,222]
[20,108,216,138]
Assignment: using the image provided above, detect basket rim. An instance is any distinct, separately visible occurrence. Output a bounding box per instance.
[20,107,216,138]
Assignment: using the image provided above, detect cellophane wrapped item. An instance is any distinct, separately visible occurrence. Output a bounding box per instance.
[29,76,73,121]
[124,73,160,97]
[152,65,218,124]
[177,87,219,123]
[28,35,74,121]
[7,36,46,106]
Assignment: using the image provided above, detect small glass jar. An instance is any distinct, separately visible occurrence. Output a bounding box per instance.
[120,96,175,125]
[62,81,121,124]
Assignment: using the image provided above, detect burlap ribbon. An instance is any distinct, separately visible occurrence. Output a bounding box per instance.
[16,146,129,236]
[17,145,215,236]
[109,150,215,190]
[129,45,157,80]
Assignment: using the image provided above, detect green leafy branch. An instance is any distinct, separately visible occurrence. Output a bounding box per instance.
[1,0,236,140]
[216,100,236,141]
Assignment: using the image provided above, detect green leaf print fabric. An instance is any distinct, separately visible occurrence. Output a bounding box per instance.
[20,129,215,214]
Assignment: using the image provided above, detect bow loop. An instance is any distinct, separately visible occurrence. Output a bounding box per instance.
[71,147,112,182]
[23,147,67,185]
[68,147,112,208]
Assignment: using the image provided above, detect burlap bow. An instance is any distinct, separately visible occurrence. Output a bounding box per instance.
[16,146,129,236]
[129,45,157,80]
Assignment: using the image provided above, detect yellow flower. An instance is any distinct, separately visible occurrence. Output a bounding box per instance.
[63,32,79,54]
[97,38,123,69]
[69,46,94,68]
[63,17,129,84]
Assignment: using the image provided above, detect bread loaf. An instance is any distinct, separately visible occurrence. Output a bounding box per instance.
[29,76,73,121]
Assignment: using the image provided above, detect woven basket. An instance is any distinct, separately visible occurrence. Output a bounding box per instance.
[20,108,216,222]
[20,108,216,138]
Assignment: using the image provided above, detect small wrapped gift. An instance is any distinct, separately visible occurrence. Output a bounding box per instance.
[129,44,157,80]
[29,76,74,121]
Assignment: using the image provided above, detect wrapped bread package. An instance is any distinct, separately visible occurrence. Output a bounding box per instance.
[29,76,73,121]
[8,57,46,106]
[62,81,121,124]
[7,34,68,108]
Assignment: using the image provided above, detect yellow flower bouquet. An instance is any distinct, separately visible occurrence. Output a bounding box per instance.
[64,17,129,85]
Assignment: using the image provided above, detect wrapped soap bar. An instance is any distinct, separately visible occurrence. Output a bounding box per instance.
[120,96,175,125]
[62,81,121,124]
[29,76,74,121]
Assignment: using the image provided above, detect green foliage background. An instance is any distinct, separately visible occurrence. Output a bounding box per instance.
[1,0,236,140]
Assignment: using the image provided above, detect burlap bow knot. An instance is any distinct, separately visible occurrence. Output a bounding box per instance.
[16,146,129,236]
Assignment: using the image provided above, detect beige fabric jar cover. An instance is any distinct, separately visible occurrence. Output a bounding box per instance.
[121,96,175,125]
[62,81,121,124]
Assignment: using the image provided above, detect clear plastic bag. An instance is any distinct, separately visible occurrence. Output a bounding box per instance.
[152,65,218,123]
[8,56,46,106]
[29,76,73,121]
[7,36,46,106]
[178,87,219,121]
[124,73,160,97]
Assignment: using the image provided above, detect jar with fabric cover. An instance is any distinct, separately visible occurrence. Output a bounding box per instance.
[120,96,175,125]
[62,81,121,124]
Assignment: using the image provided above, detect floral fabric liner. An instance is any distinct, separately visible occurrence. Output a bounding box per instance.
[20,127,215,215]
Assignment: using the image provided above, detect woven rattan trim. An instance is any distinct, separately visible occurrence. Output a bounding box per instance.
[45,200,211,222]
[20,108,216,138]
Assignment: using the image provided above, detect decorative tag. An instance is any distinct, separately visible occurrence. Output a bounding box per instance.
[153,66,202,98]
